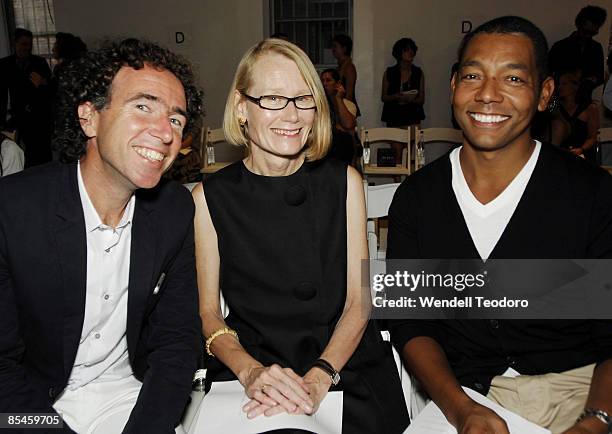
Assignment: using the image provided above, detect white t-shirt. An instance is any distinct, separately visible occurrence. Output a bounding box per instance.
[450,141,541,260]
[1,138,24,176]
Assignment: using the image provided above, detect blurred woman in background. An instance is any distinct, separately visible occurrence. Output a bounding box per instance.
[321,68,357,165]
[381,37,425,164]
[551,68,599,163]
[331,34,360,116]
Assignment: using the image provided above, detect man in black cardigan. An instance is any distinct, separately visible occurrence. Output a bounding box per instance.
[388,16,612,434]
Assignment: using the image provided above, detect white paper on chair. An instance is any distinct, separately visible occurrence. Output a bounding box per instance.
[190,380,343,434]
[404,387,550,434]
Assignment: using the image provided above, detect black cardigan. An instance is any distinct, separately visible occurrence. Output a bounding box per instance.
[387,143,612,394]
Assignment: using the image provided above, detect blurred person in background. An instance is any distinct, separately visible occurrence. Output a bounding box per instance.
[381,37,426,164]
[321,68,358,166]
[331,34,360,116]
[0,28,53,167]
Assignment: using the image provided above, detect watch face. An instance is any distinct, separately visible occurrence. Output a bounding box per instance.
[331,372,341,385]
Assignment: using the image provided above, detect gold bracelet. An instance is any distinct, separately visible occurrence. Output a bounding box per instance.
[205,327,239,357]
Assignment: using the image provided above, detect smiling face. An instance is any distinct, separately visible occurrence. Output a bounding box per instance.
[80,65,187,192]
[237,52,315,160]
[451,33,553,153]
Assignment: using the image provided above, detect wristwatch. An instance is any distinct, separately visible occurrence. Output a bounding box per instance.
[576,408,612,433]
[312,358,340,386]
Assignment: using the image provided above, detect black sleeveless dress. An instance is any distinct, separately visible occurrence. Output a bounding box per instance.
[203,158,409,433]
[381,64,425,127]
[559,104,597,164]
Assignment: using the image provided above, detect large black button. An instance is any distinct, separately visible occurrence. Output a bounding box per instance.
[293,282,317,301]
[474,382,484,391]
[48,387,56,399]
[506,356,516,366]
[284,185,307,206]
[490,319,500,329]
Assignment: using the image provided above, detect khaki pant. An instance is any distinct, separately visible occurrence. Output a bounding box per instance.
[486,364,594,434]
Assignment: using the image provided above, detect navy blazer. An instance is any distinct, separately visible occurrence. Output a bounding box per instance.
[0,162,201,433]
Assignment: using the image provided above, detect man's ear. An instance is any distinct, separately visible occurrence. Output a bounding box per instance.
[537,77,555,112]
[77,102,98,138]
[450,72,457,104]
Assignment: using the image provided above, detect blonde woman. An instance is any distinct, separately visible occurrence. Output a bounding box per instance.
[191,39,408,433]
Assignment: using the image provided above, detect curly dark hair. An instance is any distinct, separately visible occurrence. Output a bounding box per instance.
[392,38,418,62]
[54,38,204,162]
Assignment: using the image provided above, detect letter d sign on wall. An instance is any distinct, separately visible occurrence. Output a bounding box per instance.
[176,32,185,44]
[462,21,472,33]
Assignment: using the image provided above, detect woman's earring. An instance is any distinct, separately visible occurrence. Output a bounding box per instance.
[547,95,558,113]
[239,118,247,126]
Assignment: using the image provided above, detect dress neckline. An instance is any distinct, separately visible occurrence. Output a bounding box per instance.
[240,159,306,181]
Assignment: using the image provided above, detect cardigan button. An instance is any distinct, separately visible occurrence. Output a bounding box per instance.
[293,282,317,301]
[284,185,307,206]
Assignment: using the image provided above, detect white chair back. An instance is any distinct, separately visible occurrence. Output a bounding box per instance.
[182,182,199,192]
[365,182,400,260]
[360,127,412,176]
[366,182,400,220]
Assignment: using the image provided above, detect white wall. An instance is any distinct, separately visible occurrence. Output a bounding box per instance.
[54,0,264,128]
[354,0,612,129]
[53,1,612,131]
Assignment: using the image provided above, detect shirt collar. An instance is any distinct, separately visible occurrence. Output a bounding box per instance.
[77,162,136,232]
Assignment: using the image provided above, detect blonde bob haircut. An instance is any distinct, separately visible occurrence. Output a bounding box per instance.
[223,38,332,161]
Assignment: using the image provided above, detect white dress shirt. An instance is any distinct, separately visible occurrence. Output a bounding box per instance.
[66,162,136,390]
[1,138,24,176]
[450,141,541,260]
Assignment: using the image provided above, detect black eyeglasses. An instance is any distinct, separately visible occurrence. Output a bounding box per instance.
[243,93,316,110]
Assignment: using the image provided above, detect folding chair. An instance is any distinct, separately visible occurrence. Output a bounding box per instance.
[360,127,412,179]
[201,127,245,175]
[415,127,463,170]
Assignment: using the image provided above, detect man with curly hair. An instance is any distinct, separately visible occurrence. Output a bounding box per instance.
[0,38,204,433]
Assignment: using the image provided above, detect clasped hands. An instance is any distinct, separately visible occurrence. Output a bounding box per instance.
[240,364,332,419]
